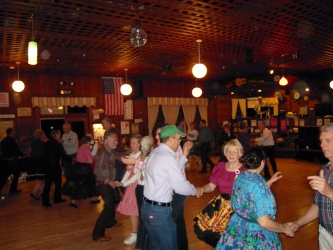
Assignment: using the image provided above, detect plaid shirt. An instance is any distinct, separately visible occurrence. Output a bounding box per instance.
[314,162,333,233]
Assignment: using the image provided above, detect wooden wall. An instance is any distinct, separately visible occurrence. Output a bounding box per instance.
[0,72,330,138]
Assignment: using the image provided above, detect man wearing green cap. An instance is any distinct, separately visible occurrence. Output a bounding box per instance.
[141,125,203,249]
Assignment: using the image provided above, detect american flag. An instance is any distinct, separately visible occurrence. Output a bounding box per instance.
[102,77,124,115]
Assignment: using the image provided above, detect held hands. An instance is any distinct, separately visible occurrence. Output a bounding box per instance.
[195,187,204,198]
[288,221,301,233]
[307,170,333,198]
[282,223,294,237]
[114,181,124,187]
[108,181,117,189]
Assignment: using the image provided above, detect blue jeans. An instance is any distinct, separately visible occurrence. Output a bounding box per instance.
[141,201,177,250]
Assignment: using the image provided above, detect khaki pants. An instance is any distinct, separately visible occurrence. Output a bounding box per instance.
[319,225,333,250]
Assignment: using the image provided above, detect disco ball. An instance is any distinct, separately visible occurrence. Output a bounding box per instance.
[130,28,147,47]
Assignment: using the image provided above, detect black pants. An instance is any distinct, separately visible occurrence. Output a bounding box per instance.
[0,159,20,193]
[42,168,63,204]
[172,193,188,250]
[200,142,215,172]
[263,146,278,178]
[92,184,117,239]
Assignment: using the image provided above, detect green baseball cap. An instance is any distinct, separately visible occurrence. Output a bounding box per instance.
[160,125,186,138]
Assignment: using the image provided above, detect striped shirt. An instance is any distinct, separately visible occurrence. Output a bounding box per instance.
[314,162,333,233]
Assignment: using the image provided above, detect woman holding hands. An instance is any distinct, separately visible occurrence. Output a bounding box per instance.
[216,147,293,249]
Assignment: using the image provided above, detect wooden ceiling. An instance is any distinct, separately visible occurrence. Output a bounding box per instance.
[1,0,333,83]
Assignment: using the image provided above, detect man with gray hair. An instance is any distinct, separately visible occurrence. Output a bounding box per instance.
[290,123,333,249]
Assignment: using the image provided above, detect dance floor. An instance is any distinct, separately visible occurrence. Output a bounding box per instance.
[0,157,321,250]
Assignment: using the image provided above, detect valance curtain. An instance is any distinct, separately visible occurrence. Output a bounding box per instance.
[32,97,96,108]
[147,97,208,135]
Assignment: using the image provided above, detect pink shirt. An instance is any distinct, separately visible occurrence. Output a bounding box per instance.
[76,145,92,164]
[209,161,243,194]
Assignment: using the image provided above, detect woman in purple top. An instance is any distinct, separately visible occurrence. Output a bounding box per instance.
[194,139,244,247]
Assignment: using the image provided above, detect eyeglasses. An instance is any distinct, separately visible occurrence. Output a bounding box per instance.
[171,136,181,143]
[226,150,238,155]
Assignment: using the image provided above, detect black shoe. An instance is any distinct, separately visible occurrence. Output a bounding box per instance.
[54,199,66,203]
[9,189,21,194]
[70,202,78,208]
[30,193,40,200]
[91,199,100,204]
[43,203,52,207]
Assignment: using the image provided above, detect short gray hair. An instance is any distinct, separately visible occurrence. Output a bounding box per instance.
[321,123,333,133]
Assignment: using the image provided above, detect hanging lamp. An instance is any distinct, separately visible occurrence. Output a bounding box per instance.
[192,39,207,78]
[120,69,132,96]
[192,78,202,97]
[12,62,25,92]
[279,54,288,86]
[28,14,38,65]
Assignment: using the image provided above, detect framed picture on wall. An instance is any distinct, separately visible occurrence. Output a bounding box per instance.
[0,92,9,107]
[121,121,130,135]
[131,123,139,135]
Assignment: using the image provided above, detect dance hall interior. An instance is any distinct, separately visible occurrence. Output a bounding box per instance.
[1,1,333,249]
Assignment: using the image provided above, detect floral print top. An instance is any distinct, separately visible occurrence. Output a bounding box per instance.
[216,171,282,250]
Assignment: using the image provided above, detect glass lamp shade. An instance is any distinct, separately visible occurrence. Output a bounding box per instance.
[12,80,25,92]
[330,80,333,89]
[192,63,207,78]
[28,41,38,65]
[192,87,202,97]
[130,28,147,47]
[279,76,288,86]
[120,84,132,96]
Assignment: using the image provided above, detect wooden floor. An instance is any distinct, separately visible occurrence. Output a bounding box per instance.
[0,157,322,250]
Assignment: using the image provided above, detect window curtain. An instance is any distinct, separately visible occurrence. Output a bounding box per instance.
[147,97,208,133]
[182,105,196,127]
[264,97,279,116]
[147,106,160,135]
[231,98,249,118]
[198,105,207,122]
[161,106,179,125]
[231,99,239,119]
[32,97,96,107]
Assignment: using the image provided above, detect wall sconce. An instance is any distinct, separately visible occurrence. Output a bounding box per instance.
[192,39,207,78]
[12,62,25,92]
[130,20,147,47]
[120,69,132,96]
[28,14,38,65]
[192,78,202,97]
[279,54,288,86]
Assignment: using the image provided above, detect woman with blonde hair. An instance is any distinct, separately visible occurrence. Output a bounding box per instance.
[194,139,244,247]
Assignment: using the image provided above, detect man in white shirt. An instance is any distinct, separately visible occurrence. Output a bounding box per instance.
[142,125,203,249]
[62,123,78,179]
[255,121,277,179]
[254,96,269,118]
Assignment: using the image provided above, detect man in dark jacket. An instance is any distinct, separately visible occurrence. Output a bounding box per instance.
[42,129,67,207]
[0,128,21,196]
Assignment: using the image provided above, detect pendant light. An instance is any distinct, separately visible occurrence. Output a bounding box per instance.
[120,69,132,96]
[192,39,207,78]
[279,54,288,86]
[192,78,202,97]
[28,14,38,65]
[12,62,25,92]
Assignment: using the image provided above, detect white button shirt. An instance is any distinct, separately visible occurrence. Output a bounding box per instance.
[144,143,196,203]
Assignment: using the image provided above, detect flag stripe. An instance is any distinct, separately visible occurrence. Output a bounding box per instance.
[102,77,124,115]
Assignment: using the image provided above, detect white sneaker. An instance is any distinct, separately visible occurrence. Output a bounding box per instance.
[124,232,137,245]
